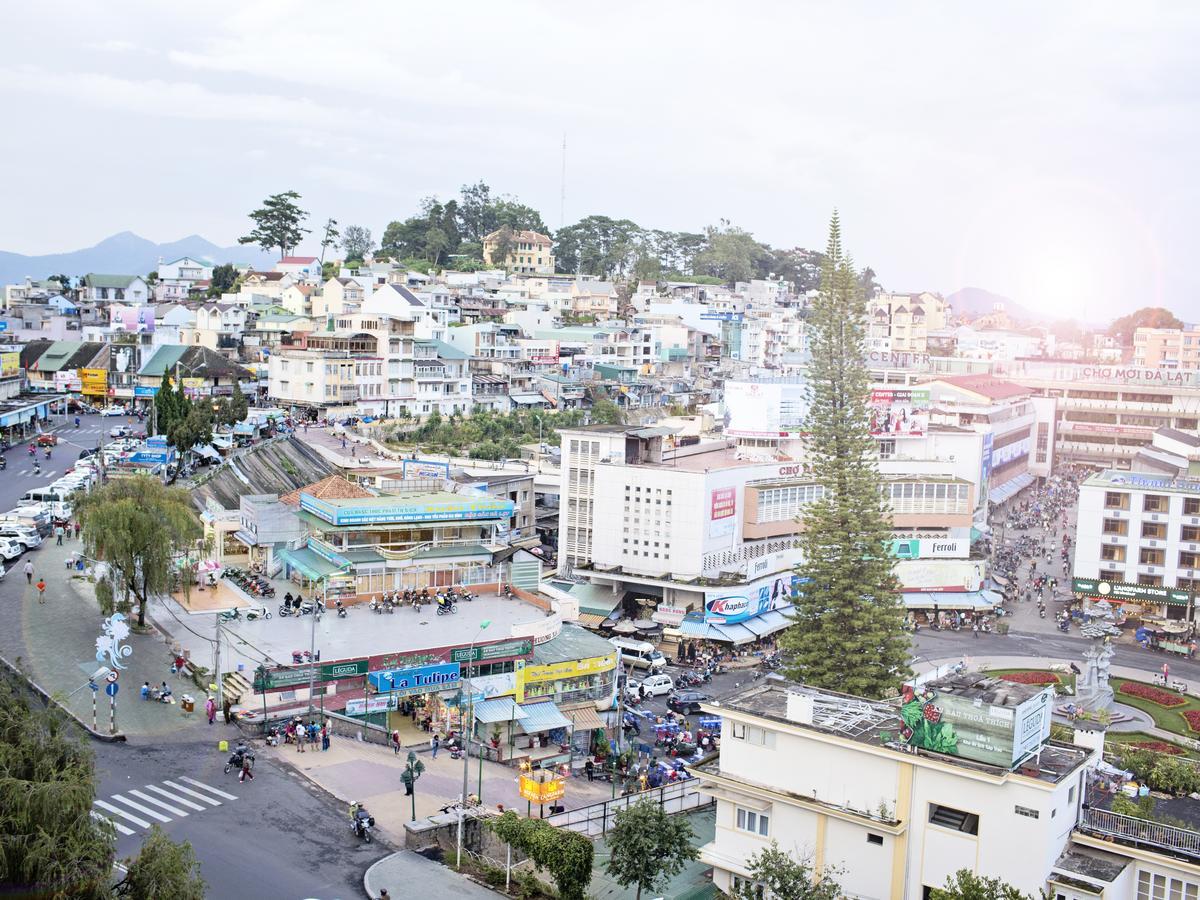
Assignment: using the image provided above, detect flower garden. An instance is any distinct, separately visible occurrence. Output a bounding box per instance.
[1118,681,1188,708]
[1108,677,1200,737]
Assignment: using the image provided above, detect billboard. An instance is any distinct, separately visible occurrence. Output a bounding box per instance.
[110,305,155,333]
[704,571,798,623]
[401,459,452,480]
[709,486,737,538]
[900,683,1054,768]
[301,493,515,526]
[869,389,929,438]
[890,539,969,559]
[1072,577,1189,607]
[80,368,107,397]
[724,381,810,438]
[55,370,81,392]
[368,662,461,696]
[1,352,20,377]
[979,433,994,499]
[896,559,984,592]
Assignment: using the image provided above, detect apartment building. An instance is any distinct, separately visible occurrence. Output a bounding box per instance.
[695,672,1200,900]
[1134,326,1200,371]
[868,291,951,354]
[268,350,359,415]
[79,273,150,305]
[483,229,555,275]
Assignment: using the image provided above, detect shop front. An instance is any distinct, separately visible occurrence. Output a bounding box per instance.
[1072,577,1195,623]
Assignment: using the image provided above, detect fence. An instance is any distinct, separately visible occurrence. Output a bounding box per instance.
[1081,807,1200,860]
[545,779,712,837]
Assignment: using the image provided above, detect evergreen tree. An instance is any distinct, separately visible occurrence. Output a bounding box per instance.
[230,381,249,423]
[780,212,910,699]
[156,370,176,435]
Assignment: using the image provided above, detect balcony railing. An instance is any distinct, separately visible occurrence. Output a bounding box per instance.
[1080,807,1200,860]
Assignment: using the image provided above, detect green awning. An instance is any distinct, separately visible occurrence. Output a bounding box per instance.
[278,548,341,580]
[569,582,622,618]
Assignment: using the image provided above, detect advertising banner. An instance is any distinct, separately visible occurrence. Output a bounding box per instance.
[253,658,368,692]
[518,774,565,804]
[523,652,618,684]
[890,539,969,560]
[345,695,397,716]
[401,459,452,480]
[869,389,929,438]
[900,684,1053,767]
[450,639,533,664]
[704,571,798,623]
[980,433,994,499]
[80,368,107,397]
[724,381,810,438]
[896,559,985,593]
[709,486,737,538]
[301,493,515,526]
[110,305,156,333]
[368,662,461,696]
[0,352,18,378]
[54,369,82,392]
[133,385,160,398]
[1072,577,1190,607]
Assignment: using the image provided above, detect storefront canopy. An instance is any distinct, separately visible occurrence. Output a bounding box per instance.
[278,547,341,581]
[988,472,1035,506]
[678,604,796,645]
[473,697,527,724]
[516,701,571,734]
[902,590,1002,611]
[564,706,607,731]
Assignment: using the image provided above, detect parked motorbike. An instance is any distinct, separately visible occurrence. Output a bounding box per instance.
[336,602,348,619]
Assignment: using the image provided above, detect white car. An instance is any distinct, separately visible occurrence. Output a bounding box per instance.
[628,673,675,699]
[0,538,24,561]
[0,529,40,550]
[99,406,127,417]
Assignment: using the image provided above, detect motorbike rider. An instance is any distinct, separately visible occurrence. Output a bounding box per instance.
[349,801,371,837]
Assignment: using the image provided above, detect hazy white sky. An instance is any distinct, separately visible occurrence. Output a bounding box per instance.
[2,1,1197,320]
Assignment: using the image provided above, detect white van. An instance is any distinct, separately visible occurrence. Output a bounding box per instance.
[21,488,69,506]
[608,637,667,672]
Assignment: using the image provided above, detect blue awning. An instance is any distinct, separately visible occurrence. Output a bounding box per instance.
[474,697,527,724]
[516,701,571,733]
[902,590,1002,611]
[988,472,1035,505]
[738,605,795,638]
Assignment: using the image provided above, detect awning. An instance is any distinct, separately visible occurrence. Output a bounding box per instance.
[678,618,759,645]
[278,547,341,581]
[738,605,794,638]
[516,701,571,733]
[575,613,608,628]
[233,529,258,547]
[473,697,527,724]
[569,582,623,618]
[902,590,1002,611]
[988,472,1035,505]
[194,444,221,460]
[563,706,606,730]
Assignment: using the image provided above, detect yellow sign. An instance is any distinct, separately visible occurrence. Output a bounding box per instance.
[80,368,107,396]
[518,774,565,804]
[0,352,18,378]
[522,652,618,685]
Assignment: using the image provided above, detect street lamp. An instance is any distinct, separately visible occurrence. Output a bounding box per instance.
[401,750,425,821]
[457,619,491,869]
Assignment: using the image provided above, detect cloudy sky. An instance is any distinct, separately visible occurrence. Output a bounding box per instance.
[1,1,1196,320]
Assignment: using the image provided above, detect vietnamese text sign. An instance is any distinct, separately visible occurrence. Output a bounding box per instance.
[869,389,929,438]
[709,486,737,538]
[901,684,1053,767]
[345,695,397,716]
[401,459,452,480]
[523,652,618,684]
[450,639,533,664]
[896,559,984,593]
[253,658,368,691]
[80,368,107,396]
[1072,577,1190,607]
[0,352,18,378]
[301,492,514,526]
[518,774,565,804]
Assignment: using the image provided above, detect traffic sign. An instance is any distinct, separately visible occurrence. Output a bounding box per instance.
[104,682,118,698]
[0,322,8,332]
[88,681,99,693]
[105,670,119,683]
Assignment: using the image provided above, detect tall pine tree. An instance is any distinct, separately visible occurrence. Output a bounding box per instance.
[780,212,910,699]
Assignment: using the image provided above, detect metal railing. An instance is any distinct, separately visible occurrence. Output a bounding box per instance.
[545,780,712,837]
[1081,807,1200,859]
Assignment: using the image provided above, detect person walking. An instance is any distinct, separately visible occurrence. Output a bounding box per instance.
[205,695,216,725]
[23,560,33,584]
[296,718,306,753]
[223,696,232,724]
[73,521,81,539]
[239,755,254,783]
[55,524,64,546]
[35,578,46,603]
[321,722,330,751]
[431,733,440,759]
[391,730,401,755]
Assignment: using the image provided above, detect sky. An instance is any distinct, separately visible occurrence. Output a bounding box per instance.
[1,1,1198,322]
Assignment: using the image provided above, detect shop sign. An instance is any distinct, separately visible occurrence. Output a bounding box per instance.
[345,695,396,716]
[80,368,107,396]
[518,774,565,804]
[301,492,514,526]
[322,659,369,679]
[1098,473,1200,496]
[401,459,452,480]
[890,539,968,559]
[453,671,517,705]
[368,662,461,696]
[133,385,159,398]
[652,604,687,626]
[253,658,368,691]
[55,370,81,392]
[1072,577,1190,607]
[450,639,533,663]
[523,652,618,684]
[704,572,798,624]
[0,352,18,378]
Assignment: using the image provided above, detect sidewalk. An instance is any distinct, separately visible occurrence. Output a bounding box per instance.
[263,729,620,846]
[365,850,499,899]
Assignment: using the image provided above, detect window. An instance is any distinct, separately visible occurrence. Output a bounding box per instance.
[1101,544,1126,562]
[1138,574,1164,587]
[1137,872,1200,900]
[1102,519,1128,536]
[928,803,979,835]
[736,807,770,836]
[1105,492,1130,510]
[1181,552,1200,570]
[1014,805,1039,819]
[1140,548,1165,566]
[1143,522,1167,540]
[1186,498,1200,516]
[1144,494,1169,513]
[867,833,884,845]
[1183,526,1200,543]
[732,876,764,899]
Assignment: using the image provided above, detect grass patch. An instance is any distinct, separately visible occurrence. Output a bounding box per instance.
[1110,677,1200,736]
[1104,731,1200,760]
[985,668,1076,694]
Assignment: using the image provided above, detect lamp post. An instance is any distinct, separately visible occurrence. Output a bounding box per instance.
[401,750,425,821]
[457,619,490,869]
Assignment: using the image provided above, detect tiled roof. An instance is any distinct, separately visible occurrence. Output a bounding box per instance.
[485,229,552,247]
[279,475,373,508]
[924,375,1031,400]
[279,256,319,265]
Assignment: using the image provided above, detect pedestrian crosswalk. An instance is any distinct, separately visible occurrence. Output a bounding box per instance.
[92,776,237,836]
[13,468,56,478]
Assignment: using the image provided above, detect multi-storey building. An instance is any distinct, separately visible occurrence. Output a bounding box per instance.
[868,291,951,354]
[483,229,555,275]
[1134,326,1200,371]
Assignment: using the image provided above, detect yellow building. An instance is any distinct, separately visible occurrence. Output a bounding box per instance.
[483,229,555,275]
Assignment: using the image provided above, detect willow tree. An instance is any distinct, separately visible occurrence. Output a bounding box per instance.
[780,212,910,698]
[79,478,202,629]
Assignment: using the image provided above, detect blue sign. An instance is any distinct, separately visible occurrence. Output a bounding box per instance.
[301,493,514,527]
[368,662,461,696]
[134,386,159,398]
[0,322,7,332]
[88,681,99,693]
[704,573,799,624]
[130,450,171,465]
[105,682,119,698]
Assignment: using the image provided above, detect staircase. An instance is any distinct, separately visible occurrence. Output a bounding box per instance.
[222,670,253,705]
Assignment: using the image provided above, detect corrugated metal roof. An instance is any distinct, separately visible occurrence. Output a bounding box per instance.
[516,701,571,733]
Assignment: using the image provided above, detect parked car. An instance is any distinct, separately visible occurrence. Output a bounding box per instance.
[78,447,99,460]
[667,691,709,714]
[629,674,675,700]
[0,538,24,561]
[99,406,127,417]
[109,426,133,438]
[0,527,41,550]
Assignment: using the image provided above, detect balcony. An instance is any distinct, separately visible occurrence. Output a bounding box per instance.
[1079,807,1200,861]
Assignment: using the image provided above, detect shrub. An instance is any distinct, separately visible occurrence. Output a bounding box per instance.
[998,672,1059,685]
[1184,710,1200,733]
[1118,681,1188,708]
[1149,756,1200,795]
[1118,749,1157,782]
[1131,741,1186,756]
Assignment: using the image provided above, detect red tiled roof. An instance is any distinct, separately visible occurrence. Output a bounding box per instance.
[279,475,373,508]
[279,256,319,265]
[922,375,1031,400]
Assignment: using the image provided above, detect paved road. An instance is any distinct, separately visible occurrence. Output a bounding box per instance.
[92,735,379,900]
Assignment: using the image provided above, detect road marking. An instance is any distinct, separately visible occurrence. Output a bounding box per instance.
[162,779,222,806]
[180,776,238,800]
[142,784,206,810]
[110,793,172,823]
[91,810,136,836]
[127,789,189,816]
[93,799,151,829]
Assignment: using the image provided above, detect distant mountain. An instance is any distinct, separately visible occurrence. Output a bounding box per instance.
[0,232,277,286]
[945,286,1039,323]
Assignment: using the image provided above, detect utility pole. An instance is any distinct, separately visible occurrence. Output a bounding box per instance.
[559,134,567,230]
[214,616,223,711]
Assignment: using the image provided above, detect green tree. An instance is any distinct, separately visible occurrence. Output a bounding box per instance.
[489,811,593,900]
[318,217,340,265]
[929,869,1036,900]
[590,397,624,425]
[238,190,310,258]
[489,224,516,269]
[230,381,249,423]
[168,402,214,456]
[0,672,115,899]
[729,841,842,900]
[457,180,494,243]
[115,826,204,899]
[491,196,547,234]
[424,226,449,264]
[208,263,238,296]
[340,224,373,261]
[780,212,910,699]
[603,799,697,900]
[692,221,765,284]
[1107,306,1184,345]
[857,265,881,299]
[78,478,203,628]
[155,370,178,436]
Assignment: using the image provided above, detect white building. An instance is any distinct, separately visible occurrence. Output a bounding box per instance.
[274,256,322,282]
[79,274,150,305]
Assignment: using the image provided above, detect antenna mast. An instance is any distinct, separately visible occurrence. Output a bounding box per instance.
[559,133,567,229]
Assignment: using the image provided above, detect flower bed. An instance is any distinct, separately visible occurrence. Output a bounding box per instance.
[998,672,1059,685]
[1131,741,1186,755]
[1184,710,1200,733]
[1119,681,1188,708]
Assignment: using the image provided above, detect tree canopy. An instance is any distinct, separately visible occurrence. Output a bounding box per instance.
[339,224,373,261]
[729,841,842,900]
[489,811,593,900]
[930,869,1036,900]
[78,478,203,628]
[603,799,698,900]
[238,190,310,258]
[780,212,910,698]
[318,217,340,264]
[207,263,238,297]
[1108,306,1183,345]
